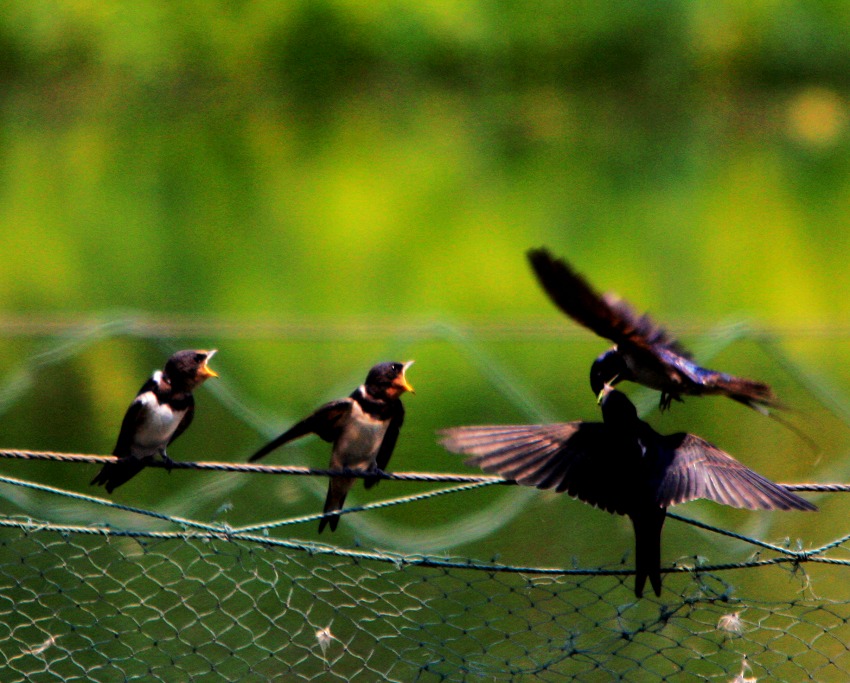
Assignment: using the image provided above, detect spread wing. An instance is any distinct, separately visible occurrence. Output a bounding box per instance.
[527,248,692,359]
[249,399,354,462]
[439,424,817,515]
[652,433,816,511]
[363,403,405,490]
[439,423,638,516]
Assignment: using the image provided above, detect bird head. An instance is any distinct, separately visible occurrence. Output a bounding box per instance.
[365,361,415,400]
[164,349,219,390]
[590,348,628,397]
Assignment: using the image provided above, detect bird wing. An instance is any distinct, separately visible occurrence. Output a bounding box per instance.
[249,399,354,462]
[439,423,637,516]
[652,433,816,511]
[363,403,405,490]
[168,396,195,445]
[111,377,159,457]
[527,248,692,359]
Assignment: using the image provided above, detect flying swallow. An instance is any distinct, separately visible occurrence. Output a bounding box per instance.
[249,361,414,533]
[439,387,815,598]
[91,349,218,493]
[527,247,780,413]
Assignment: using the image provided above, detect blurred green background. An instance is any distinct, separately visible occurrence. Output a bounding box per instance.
[1,0,850,583]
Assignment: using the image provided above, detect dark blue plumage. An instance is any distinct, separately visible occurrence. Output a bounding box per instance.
[439,388,816,598]
[528,248,779,413]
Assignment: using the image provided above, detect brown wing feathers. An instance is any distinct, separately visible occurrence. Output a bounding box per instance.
[439,423,634,515]
[441,424,815,513]
[440,425,577,485]
[527,248,690,357]
[655,434,815,511]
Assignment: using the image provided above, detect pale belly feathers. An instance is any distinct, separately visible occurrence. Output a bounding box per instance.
[130,392,185,458]
[332,401,389,469]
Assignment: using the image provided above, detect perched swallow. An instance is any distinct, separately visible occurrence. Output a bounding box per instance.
[439,387,815,598]
[527,247,779,413]
[249,361,414,533]
[91,349,219,493]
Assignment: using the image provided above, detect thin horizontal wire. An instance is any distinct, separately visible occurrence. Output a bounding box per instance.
[0,465,503,536]
[0,474,227,533]
[0,449,827,567]
[0,313,849,339]
[0,449,507,482]
[0,515,833,578]
[0,449,843,492]
[233,480,501,534]
[666,511,804,557]
[780,483,850,492]
[800,528,850,557]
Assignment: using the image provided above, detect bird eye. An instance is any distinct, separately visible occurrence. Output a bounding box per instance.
[194,353,205,363]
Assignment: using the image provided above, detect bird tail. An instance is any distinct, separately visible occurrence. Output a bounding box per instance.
[249,422,311,462]
[90,458,146,493]
[714,375,780,413]
[630,507,667,599]
[318,477,353,533]
[716,375,819,451]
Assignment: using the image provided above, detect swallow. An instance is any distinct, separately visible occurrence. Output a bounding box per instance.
[527,247,780,413]
[249,361,414,533]
[439,387,815,598]
[91,349,219,493]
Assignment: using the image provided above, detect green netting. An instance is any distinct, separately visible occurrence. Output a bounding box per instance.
[0,321,847,681]
[1,518,849,682]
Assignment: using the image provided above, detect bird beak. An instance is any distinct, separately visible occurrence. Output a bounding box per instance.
[396,360,415,394]
[199,349,219,379]
[596,377,616,404]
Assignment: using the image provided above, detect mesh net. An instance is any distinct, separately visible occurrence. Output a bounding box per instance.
[0,319,848,681]
[0,517,848,683]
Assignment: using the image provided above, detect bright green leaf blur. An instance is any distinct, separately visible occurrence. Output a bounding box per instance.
[0,1,849,582]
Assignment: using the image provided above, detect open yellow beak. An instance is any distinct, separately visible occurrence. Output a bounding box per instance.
[199,349,219,379]
[397,360,415,394]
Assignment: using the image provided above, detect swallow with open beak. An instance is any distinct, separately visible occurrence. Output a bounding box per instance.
[91,349,219,493]
[250,361,414,533]
[439,386,815,598]
[527,247,780,414]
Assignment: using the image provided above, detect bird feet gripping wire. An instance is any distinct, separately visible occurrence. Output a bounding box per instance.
[158,450,175,473]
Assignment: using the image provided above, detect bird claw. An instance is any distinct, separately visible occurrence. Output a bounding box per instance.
[658,393,685,412]
[160,451,175,473]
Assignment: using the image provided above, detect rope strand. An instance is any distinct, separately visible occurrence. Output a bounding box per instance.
[0,448,507,482]
[0,448,840,491]
[0,446,839,581]
[0,515,835,578]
